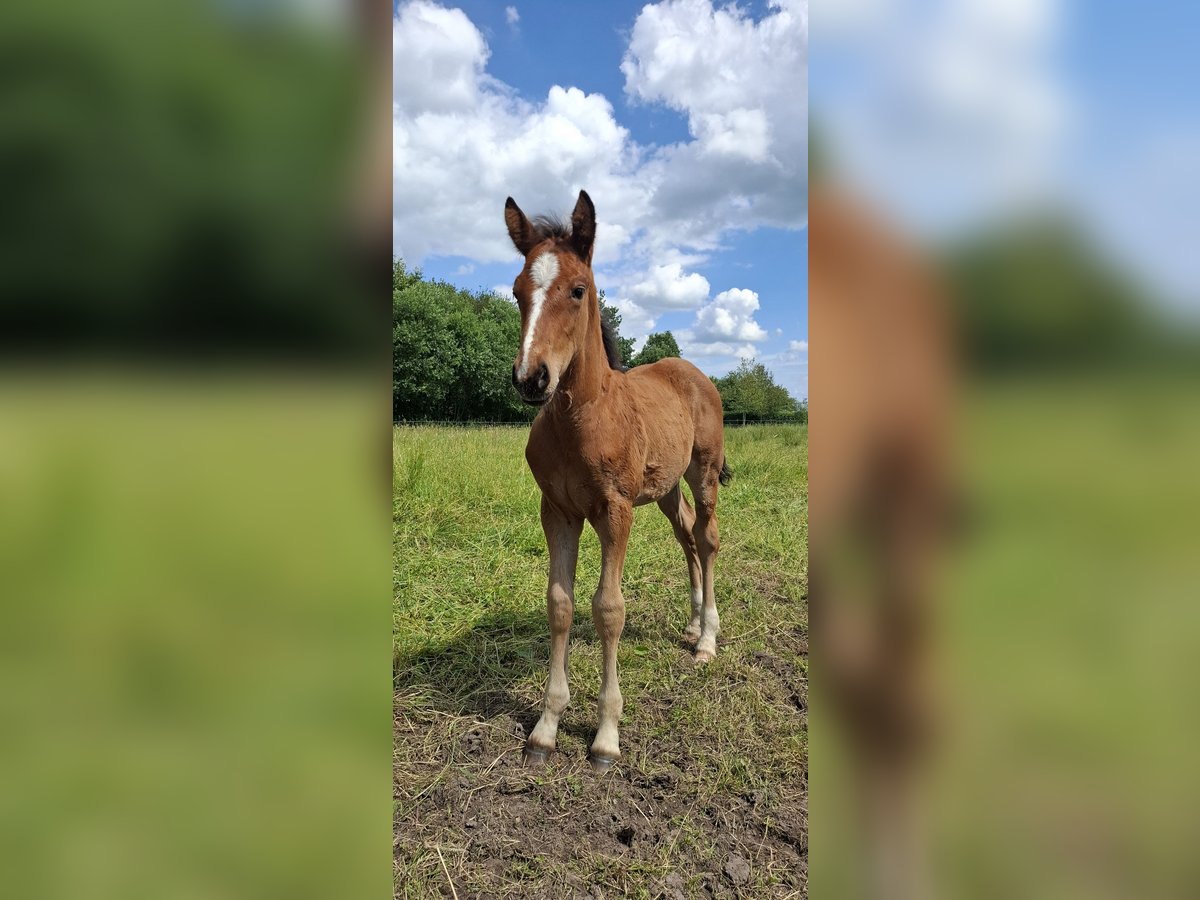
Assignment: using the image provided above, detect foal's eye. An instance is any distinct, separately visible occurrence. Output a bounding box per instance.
[571,286,586,300]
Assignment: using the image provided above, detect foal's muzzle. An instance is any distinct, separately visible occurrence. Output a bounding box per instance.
[513,362,551,405]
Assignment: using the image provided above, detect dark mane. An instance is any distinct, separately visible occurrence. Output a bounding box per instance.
[600,310,627,372]
[530,214,572,242]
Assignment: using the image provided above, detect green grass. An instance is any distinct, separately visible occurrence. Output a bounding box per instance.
[394,424,807,898]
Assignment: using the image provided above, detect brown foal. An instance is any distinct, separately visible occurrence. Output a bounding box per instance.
[505,190,731,769]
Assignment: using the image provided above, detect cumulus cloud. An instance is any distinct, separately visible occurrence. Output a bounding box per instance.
[394,0,808,274]
[789,339,808,352]
[393,1,489,115]
[394,2,644,264]
[505,6,519,27]
[688,288,769,344]
[621,0,809,237]
[608,296,658,339]
[685,341,758,359]
[627,263,711,311]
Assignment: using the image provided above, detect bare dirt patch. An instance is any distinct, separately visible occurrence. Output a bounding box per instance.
[395,616,807,899]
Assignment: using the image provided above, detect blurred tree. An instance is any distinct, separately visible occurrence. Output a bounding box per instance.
[0,1,371,357]
[630,331,681,367]
[946,215,1152,370]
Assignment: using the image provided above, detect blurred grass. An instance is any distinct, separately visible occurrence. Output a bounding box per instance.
[393,424,808,897]
[0,372,389,900]
[936,376,1200,899]
[812,375,1200,900]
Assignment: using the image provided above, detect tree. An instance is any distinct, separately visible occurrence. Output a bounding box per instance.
[712,358,803,422]
[392,263,649,421]
[597,290,635,368]
[630,331,681,367]
[393,259,533,422]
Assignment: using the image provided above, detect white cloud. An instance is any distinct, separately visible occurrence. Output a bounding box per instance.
[607,296,658,340]
[394,0,808,271]
[684,341,758,359]
[393,1,489,115]
[627,263,710,311]
[621,0,809,236]
[505,6,519,27]
[757,342,809,398]
[394,2,644,264]
[689,288,769,343]
[492,284,515,301]
[819,0,1067,235]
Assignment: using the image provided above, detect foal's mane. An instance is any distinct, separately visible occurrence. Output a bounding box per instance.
[599,313,627,372]
[529,214,625,372]
[529,214,572,242]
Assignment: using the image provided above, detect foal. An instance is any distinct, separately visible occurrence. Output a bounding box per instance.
[505,190,731,769]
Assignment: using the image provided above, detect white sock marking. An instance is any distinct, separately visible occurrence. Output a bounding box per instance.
[518,251,559,379]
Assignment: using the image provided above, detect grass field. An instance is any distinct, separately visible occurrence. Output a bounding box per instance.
[394,424,808,898]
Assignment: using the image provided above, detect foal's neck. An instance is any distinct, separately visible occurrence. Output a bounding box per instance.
[552,296,612,415]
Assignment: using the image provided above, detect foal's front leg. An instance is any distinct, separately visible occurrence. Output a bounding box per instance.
[589,500,633,770]
[525,496,582,764]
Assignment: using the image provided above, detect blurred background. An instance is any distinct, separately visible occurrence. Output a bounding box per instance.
[809,1,1200,898]
[0,1,390,898]
[5,0,1199,896]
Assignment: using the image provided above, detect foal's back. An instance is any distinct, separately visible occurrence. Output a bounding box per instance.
[624,357,723,434]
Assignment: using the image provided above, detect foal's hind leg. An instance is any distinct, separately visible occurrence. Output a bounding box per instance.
[657,484,704,647]
[684,468,722,664]
[525,496,582,764]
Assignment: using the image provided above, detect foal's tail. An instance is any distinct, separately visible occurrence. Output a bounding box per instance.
[719,456,734,486]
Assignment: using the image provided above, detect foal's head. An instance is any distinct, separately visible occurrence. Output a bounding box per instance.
[504,190,598,406]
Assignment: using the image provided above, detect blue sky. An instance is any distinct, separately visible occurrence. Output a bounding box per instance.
[393,0,809,399]
[810,0,1200,312]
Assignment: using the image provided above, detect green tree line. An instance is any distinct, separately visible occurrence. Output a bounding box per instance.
[393,260,806,423]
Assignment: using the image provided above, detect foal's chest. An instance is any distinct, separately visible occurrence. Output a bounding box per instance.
[527,453,603,515]
[526,424,637,515]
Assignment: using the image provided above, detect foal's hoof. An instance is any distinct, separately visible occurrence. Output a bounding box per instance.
[694,648,716,665]
[588,753,618,773]
[523,745,551,766]
[680,629,701,648]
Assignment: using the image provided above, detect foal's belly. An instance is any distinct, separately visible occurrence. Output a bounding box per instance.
[633,450,691,506]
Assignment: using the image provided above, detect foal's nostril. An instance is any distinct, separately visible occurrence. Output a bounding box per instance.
[512,364,520,387]
[535,363,549,391]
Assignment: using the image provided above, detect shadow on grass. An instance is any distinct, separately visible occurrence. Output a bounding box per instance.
[394,605,674,743]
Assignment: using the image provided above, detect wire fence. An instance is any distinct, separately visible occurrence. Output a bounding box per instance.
[395,417,807,428]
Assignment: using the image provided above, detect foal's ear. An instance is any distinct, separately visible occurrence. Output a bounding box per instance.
[505,197,538,257]
[570,190,596,264]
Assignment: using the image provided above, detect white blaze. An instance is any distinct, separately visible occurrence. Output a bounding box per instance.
[518,251,560,379]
